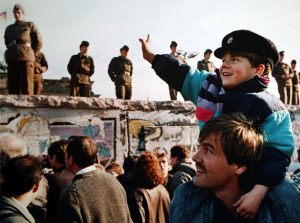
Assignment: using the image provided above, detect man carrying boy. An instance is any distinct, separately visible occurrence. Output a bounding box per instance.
[170,113,300,222]
[139,30,294,218]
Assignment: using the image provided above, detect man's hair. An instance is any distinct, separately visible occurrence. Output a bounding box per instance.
[47,139,68,164]
[170,41,177,48]
[291,59,296,64]
[153,147,169,159]
[170,145,190,161]
[199,113,263,167]
[67,136,97,168]
[2,155,42,196]
[105,161,123,175]
[204,49,212,55]
[0,134,26,171]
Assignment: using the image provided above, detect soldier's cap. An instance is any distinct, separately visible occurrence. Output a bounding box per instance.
[120,45,129,51]
[279,51,285,56]
[80,41,89,48]
[214,30,279,68]
[170,41,177,48]
[204,49,212,54]
[13,4,25,13]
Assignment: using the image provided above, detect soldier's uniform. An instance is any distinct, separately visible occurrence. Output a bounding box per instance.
[34,51,48,95]
[291,68,299,105]
[4,20,42,95]
[197,59,216,73]
[108,56,133,99]
[169,53,186,100]
[272,62,293,105]
[67,53,94,97]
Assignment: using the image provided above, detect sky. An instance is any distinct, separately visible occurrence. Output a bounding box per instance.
[0,0,299,100]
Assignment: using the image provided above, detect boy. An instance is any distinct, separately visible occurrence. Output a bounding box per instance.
[139,30,294,218]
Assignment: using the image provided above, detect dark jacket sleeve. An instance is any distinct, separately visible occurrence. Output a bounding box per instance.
[67,56,75,75]
[151,54,190,91]
[29,22,42,52]
[255,148,290,187]
[108,57,116,82]
[40,53,48,73]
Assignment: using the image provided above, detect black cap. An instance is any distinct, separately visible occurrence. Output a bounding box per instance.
[170,41,177,48]
[120,45,129,51]
[214,30,279,68]
[291,59,296,64]
[80,41,89,48]
[13,4,25,13]
[204,49,212,54]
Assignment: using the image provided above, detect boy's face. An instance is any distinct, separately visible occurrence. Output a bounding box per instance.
[219,52,257,89]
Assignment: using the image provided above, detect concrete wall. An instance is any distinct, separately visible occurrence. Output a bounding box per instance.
[0,95,199,163]
[1,95,299,163]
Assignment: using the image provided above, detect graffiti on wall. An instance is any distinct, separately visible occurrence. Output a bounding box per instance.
[49,119,116,161]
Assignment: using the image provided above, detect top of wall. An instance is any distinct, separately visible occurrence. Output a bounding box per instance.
[0,95,196,111]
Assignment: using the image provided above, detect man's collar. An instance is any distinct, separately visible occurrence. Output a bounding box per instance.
[75,165,96,176]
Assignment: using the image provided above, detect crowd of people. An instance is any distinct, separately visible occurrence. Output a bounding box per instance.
[1,113,300,223]
[1,3,300,223]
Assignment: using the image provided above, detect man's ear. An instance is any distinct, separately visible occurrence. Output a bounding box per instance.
[256,64,265,76]
[32,179,41,193]
[235,165,247,175]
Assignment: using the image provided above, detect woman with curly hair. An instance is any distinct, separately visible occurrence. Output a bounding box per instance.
[126,151,170,223]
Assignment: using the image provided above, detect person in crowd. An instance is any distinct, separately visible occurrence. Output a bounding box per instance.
[0,134,27,175]
[197,49,216,72]
[166,145,196,198]
[58,136,131,223]
[0,155,43,222]
[153,147,171,184]
[33,51,48,95]
[108,45,133,99]
[168,41,187,100]
[170,113,300,222]
[45,139,74,223]
[105,161,123,177]
[117,156,137,193]
[126,151,170,223]
[272,51,294,105]
[0,134,48,223]
[139,29,294,218]
[291,59,299,105]
[4,4,42,95]
[67,41,95,97]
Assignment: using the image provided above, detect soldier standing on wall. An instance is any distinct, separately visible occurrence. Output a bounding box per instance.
[108,45,133,100]
[4,4,43,95]
[67,41,95,97]
[34,51,48,95]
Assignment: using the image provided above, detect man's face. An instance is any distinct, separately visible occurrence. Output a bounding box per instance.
[291,63,296,69]
[48,155,56,170]
[80,46,88,55]
[170,46,177,54]
[192,133,239,191]
[158,156,169,177]
[219,52,256,89]
[120,50,128,58]
[170,156,178,167]
[204,52,211,61]
[13,9,24,22]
